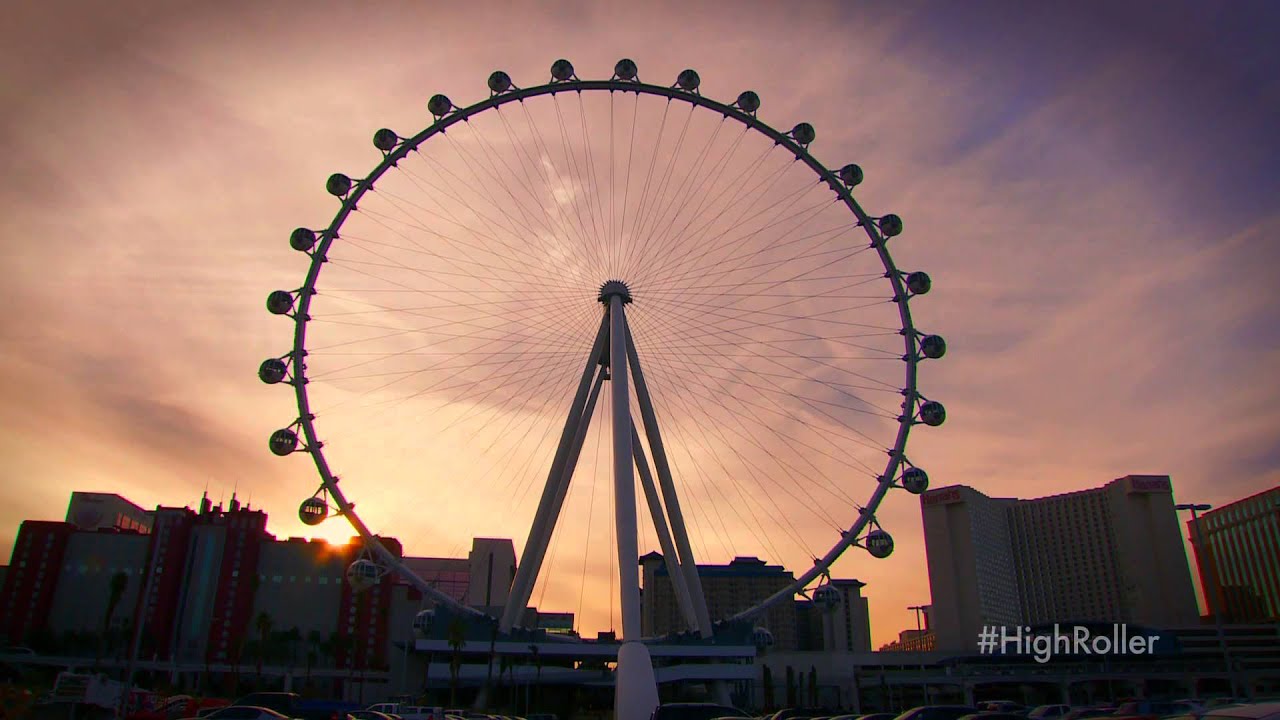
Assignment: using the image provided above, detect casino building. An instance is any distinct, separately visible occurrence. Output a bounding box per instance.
[919,474,1201,652]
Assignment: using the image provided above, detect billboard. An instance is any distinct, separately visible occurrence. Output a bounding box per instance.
[922,487,963,507]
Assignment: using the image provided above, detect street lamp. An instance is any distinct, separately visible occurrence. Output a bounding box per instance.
[1176,502,1240,698]
[908,605,930,704]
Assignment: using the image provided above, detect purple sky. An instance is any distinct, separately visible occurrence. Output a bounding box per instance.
[1,0,1277,646]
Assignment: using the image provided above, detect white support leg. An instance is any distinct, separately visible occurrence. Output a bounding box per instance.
[624,323,715,639]
[632,424,699,633]
[501,314,610,632]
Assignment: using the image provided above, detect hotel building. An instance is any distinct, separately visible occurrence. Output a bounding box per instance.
[920,474,1200,652]
[1186,485,1280,623]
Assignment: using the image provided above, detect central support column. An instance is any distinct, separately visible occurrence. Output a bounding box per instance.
[609,295,642,642]
[603,282,658,720]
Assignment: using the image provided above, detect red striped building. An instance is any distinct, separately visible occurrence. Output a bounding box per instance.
[1187,485,1280,623]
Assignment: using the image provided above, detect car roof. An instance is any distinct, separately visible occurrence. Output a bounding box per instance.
[1204,705,1280,720]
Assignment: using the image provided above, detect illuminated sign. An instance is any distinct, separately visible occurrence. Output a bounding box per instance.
[922,488,963,506]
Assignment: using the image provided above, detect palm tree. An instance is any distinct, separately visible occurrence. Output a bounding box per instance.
[306,629,323,687]
[447,618,466,708]
[530,645,542,711]
[254,612,274,681]
[285,627,302,672]
[96,571,129,668]
[762,664,775,711]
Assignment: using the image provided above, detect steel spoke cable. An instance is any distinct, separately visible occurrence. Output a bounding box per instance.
[635,188,835,292]
[630,342,811,560]
[511,102,606,277]
[549,95,609,279]
[574,91,611,273]
[452,114,601,290]
[623,363,798,566]
[493,105,602,276]
[630,314,885,490]
[627,120,745,282]
[631,136,779,282]
[629,103,721,266]
[633,148,799,285]
[628,299,902,421]
[617,98,674,278]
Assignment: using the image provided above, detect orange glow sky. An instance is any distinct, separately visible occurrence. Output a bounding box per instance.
[2,1,1278,648]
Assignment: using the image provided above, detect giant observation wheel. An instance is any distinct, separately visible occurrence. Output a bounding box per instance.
[259,58,945,708]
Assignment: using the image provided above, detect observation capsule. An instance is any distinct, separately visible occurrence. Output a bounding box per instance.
[269,428,299,456]
[488,71,512,94]
[676,69,700,91]
[791,122,816,145]
[919,401,947,427]
[920,334,947,359]
[258,358,288,385]
[427,94,453,117]
[752,626,775,650]
[901,467,930,494]
[865,528,894,559]
[299,496,329,525]
[346,559,379,592]
[551,59,575,81]
[813,585,842,611]
[906,271,932,295]
[879,214,904,237]
[326,173,352,197]
[614,58,638,81]
[373,128,398,152]
[266,290,294,315]
[290,228,317,252]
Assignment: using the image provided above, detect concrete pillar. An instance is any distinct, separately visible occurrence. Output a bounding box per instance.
[1059,681,1071,705]
[963,683,975,707]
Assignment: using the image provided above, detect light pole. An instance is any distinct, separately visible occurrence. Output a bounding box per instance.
[908,605,930,704]
[1176,503,1240,698]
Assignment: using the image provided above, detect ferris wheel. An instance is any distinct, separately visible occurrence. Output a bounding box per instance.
[259,58,944,714]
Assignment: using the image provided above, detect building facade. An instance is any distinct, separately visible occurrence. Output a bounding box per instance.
[0,491,535,693]
[65,492,153,534]
[641,554,800,649]
[921,475,1201,652]
[1187,485,1280,623]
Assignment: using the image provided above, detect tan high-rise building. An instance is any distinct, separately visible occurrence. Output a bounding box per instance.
[921,475,1200,652]
[640,553,798,649]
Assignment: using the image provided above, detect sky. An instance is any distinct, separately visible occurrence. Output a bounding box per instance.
[1,0,1278,648]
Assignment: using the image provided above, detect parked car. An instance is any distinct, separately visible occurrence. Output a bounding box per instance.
[959,712,1029,720]
[980,702,1028,714]
[769,709,835,720]
[1029,707,1072,720]
[1062,707,1115,720]
[233,694,303,718]
[365,706,445,720]
[650,703,749,720]
[1198,704,1280,720]
[892,707,982,720]
[180,706,291,720]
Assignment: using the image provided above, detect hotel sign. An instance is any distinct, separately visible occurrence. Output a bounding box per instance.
[922,488,963,506]
[1127,476,1171,494]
